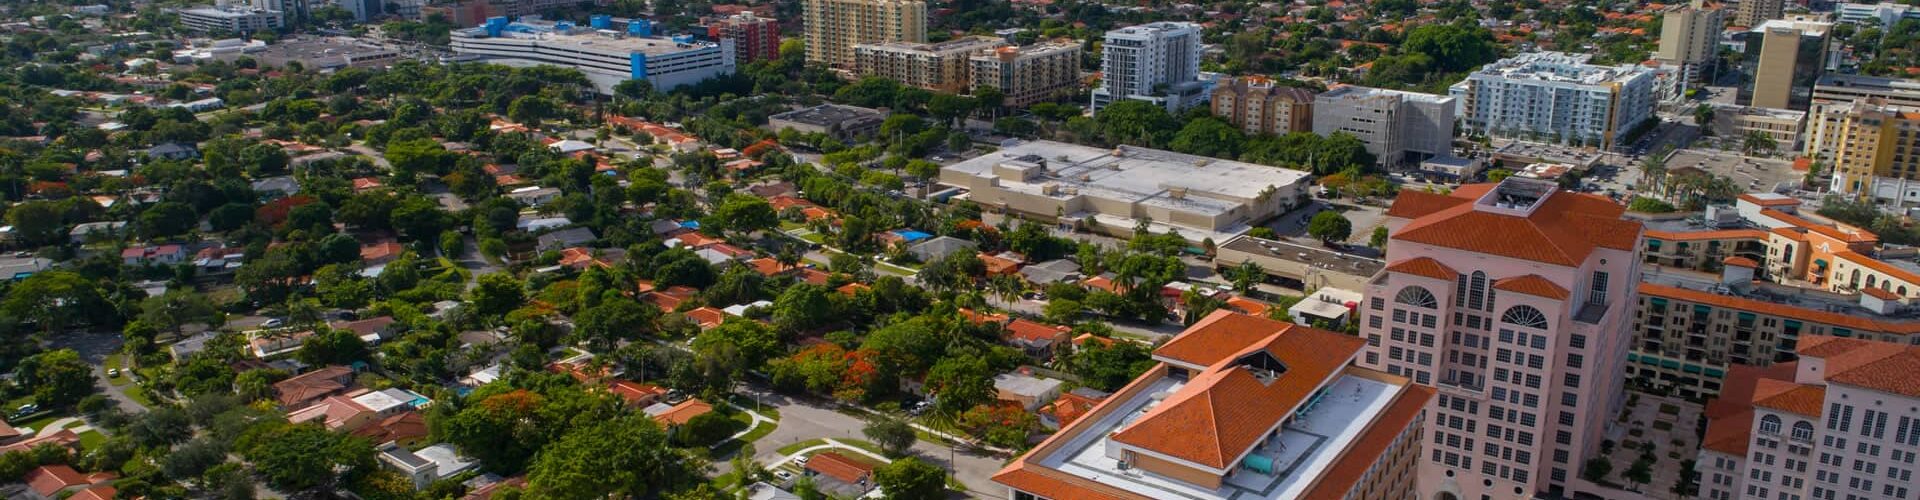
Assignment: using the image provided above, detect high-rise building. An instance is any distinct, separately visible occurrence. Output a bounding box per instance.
[968,41,1081,107]
[1821,98,1920,196]
[1734,0,1783,27]
[707,12,780,63]
[1697,335,1920,500]
[1655,0,1726,84]
[1448,52,1656,150]
[1091,22,1209,113]
[1363,178,1643,499]
[853,36,1005,93]
[1210,76,1315,136]
[1738,18,1831,111]
[991,310,1436,500]
[1313,85,1456,167]
[1806,75,1920,159]
[802,0,926,69]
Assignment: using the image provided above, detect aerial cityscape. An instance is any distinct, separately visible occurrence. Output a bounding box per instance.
[0,0,1917,498]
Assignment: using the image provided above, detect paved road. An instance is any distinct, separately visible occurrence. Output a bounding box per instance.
[731,386,1010,499]
[989,297,1183,341]
[346,144,391,169]
[455,235,500,290]
[50,332,142,412]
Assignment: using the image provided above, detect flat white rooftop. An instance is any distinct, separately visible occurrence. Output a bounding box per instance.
[945,141,1310,215]
[1032,373,1399,499]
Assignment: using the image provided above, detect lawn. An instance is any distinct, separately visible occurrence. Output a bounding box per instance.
[725,394,780,421]
[76,430,105,449]
[103,354,132,387]
[798,232,827,244]
[875,261,918,276]
[710,417,778,458]
[776,438,828,456]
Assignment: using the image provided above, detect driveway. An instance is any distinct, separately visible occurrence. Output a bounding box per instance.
[455,235,500,290]
[47,332,142,412]
[733,386,1010,499]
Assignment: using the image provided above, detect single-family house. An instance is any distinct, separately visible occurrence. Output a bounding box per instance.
[68,221,126,243]
[352,411,430,448]
[993,369,1064,411]
[1037,387,1109,430]
[23,465,113,500]
[331,316,399,344]
[506,186,562,207]
[609,380,669,406]
[272,365,355,409]
[802,452,875,495]
[145,142,198,160]
[250,176,301,198]
[249,329,317,358]
[1018,259,1081,285]
[0,430,79,455]
[685,307,726,330]
[120,244,187,266]
[168,331,220,360]
[645,398,713,428]
[360,241,406,266]
[536,227,597,250]
[907,236,978,263]
[379,443,477,490]
[287,394,377,431]
[1004,319,1072,360]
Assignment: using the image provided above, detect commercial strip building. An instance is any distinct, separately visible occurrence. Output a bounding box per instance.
[1711,104,1807,151]
[706,12,779,63]
[1654,0,1726,84]
[251,37,402,71]
[1737,18,1832,111]
[1449,52,1656,150]
[802,0,926,68]
[853,36,1005,94]
[992,310,1435,500]
[1365,178,1643,498]
[766,104,888,142]
[175,6,284,33]
[1697,335,1920,500]
[1313,85,1456,168]
[939,140,1311,241]
[450,16,735,95]
[1210,76,1315,136]
[969,41,1081,107]
[1091,22,1210,113]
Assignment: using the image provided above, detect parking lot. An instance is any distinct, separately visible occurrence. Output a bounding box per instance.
[1663,148,1802,193]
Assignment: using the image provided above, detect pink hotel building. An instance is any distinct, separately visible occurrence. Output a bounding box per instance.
[1362,178,1645,499]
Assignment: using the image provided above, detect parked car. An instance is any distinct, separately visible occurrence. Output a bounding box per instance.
[262,318,286,328]
[793,456,809,465]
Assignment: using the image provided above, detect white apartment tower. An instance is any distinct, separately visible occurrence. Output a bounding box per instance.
[1364,178,1644,499]
[1449,52,1656,149]
[1091,22,1209,113]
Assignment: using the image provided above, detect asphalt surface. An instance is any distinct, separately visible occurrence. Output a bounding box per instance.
[729,385,1012,499]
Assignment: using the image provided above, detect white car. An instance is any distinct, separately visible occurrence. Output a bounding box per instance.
[261,318,286,328]
[793,456,809,465]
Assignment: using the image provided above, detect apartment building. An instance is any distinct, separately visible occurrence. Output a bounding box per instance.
[1313,85,1456,168]
[1363,178,1643,499]
[1834,2,1920,27]
[802,0,926,68]
[707,12,780,63]
[1091,22,1209,113]
[1734,0,1782,27]
[451,17,735,95]
[853,36,1005,94]
[992,310,1436,500]
[1655,0,1727,84]
[1820,99,1920,198]
[1698,336,1920,500]
[1808,75,1920,159]
[1210,76,1315,136]
[968,41,1081,107]
[176,6,284,33]
[1630,266,1920,400]
[1449,52,1656,150]
[1738,18,1831,111]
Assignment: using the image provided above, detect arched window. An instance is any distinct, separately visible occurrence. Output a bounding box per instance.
[1869,275,1878,288]
[1469,271,1489,311]
[1760,414,1782,435]
[1853,269,1862,286]
[1900,286,1908,296]
[1792,421,1814,442]
[1500,305,1548,330]
[1395,286,1438,309]
[1884,281,1893,292]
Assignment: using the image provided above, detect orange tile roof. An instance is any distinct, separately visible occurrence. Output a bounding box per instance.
[1638,283,1920,335]
[837,283,869,296]
[1738,193,1801,207]
[1770,226,1807,241]
[26,465,89,497]
[1385,257,1458,281]
[0,429,77,455]
[1390,183,1641,266]
[979,252,1022,275]
[1701,407,1754,456]
[1724,256,1759,268]
[1039,391,1105,428]
[1798,335,1920,397]
[746,257,800,276]
[960,308,1010,325]
[652,398,713,426]
[642,286,699,310]
[685,307,726,329]
[1644,228,1769,242]
[1005,319,1071,343]
[797,268,832,286]
[1834,251,1920,285]
[1492,275,1569,300]
[1762,209,1877,244]
[805,452,874,484]
[1301,384,1435,498]
[70,484,115,500]
[993,462,1140,500]
[609,380,669,404]
[1751,379,1824,417]
[1111,311,1366,469]
[1223,295,1271,316]
[1865,286,1900,300]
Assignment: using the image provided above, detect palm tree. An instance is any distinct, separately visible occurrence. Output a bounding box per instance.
[775,247,803,271]
[988,275,1024,306]
[1743,131,1778,156]
[1638,145,1671,193]
[1693,104,1716,135]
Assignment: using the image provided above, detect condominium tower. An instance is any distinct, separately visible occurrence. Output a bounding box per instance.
[1820,98,1920,196]
[1448,52,1656,149]
[1697,336,1920,500]
[993,310,1436,500]
[1738,18,1831,111]
[802,0,926,68]
[1091,22,1209,112]
[1735,0,1783,27]
[1364,177,1643,499]
[1314,85,1456,167]
[854,36,1005,93]
[707,12,781,63]
[1655,0,1726,83]
[1210,76,1316,136]
[969,41,1082,107]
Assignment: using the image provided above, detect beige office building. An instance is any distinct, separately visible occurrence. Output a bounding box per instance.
[1655,0,1726,83]
[1734,0,1781,27]
[803,0,926,69]
[1210,76,1316,136]
[968,41,1080,107]
[852,36,1003,93]
[1739,19,1829,111]
[1805,75,1920,158]
[1823,98,1920,196]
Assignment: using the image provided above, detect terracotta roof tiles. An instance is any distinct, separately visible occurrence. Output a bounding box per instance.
[1492,275,1569,300]
[1385,257,1457,281]
[1389,183,1640,267]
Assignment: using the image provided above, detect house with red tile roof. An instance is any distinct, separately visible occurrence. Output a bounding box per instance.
[645,398,713,427]
[288,394,377,431]
[0,429,79,456]
[993,310,1433,499]
[272,365,356,409]
[803,452,875,493]
[24,465,111,499]
[1037,387,1108,430]
[360,241,406,266]
[684,306,726,330]
[641,286,700,311]
[69,484,115,500]
[609,380,670,406]
[1003,319,1071,360]
[352,411,430,448]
